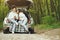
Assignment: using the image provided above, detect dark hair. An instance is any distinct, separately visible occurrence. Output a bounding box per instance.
[17,9,23,12]
[11,5,16,9]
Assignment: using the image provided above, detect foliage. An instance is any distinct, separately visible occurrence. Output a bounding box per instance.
[35,22,60,30]
[0,0,9,28]
[29,0,59,24]
[0,22,3,28]
[41,16,57,24]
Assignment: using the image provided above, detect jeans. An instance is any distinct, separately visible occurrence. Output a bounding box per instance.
[18,19,28,31]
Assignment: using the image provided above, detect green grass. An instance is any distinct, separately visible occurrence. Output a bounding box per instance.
[34,22,60,30]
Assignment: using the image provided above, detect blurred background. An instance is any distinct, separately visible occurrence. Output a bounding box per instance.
[0,0,60,33]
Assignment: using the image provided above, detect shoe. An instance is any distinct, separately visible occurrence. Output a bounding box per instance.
[12,32,14,34]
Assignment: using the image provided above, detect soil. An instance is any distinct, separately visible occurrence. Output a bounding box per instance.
[0,28,60,40]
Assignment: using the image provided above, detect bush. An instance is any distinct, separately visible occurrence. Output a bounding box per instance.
[0,0,9,29]
[41,16,57,24]
[34,22,60,30]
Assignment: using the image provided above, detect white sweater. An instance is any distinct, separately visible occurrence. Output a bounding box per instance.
[19,12,27,21]
[7,11,18,20]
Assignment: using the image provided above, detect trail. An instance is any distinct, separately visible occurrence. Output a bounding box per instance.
[0,28,60,40]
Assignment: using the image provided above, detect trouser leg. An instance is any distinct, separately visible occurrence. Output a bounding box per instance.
[9,24,12,32]
[21,24,28,31]
[18,20,28,31]
[7,19,18,33]
[12,23,16,33]
[22,19,28,31]
[8,19,18,33]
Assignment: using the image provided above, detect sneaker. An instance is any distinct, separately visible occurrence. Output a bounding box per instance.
[12,32,14,34]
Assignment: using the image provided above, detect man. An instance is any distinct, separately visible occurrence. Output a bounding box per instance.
[7,5,18,33]
[18,9,29,32]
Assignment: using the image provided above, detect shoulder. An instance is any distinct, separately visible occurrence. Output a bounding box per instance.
[9,11,13,14]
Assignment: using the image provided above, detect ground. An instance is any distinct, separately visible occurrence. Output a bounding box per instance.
[0,28,60,40]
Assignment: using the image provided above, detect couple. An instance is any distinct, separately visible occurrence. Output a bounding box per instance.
[7,6,28,33]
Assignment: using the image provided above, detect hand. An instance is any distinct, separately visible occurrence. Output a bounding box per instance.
[7,19,10,23]
[18,17,20,20]
[28,20,31,24]
[14,16,16,20]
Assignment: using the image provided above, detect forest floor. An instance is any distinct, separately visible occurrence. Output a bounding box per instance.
[0,28,60,40]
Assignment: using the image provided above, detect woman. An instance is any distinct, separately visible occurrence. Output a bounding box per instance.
[17,9,29,32]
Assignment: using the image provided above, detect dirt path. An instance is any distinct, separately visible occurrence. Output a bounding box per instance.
[0,28,60,40]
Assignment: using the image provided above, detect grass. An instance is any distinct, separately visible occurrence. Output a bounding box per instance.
[34,22,60,34]
[34,22,60,30]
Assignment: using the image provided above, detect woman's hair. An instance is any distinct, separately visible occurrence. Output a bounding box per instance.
[17,9,23,12]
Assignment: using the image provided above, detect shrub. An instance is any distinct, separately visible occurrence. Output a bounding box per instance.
[41,16,57,24]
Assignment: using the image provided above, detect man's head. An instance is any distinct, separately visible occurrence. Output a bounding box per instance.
[11,5,17,12]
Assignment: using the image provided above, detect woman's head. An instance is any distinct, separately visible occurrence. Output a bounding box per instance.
[17,9,23,14]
